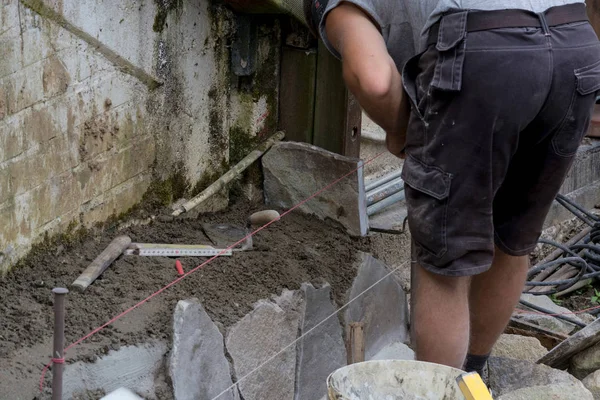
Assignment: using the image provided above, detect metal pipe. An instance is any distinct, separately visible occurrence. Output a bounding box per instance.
[364,169,402,192]
[366,177,404,206]
[52,287,69,400]
[367,190,406,216]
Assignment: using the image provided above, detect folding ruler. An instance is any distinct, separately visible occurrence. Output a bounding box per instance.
[124,243,233,257]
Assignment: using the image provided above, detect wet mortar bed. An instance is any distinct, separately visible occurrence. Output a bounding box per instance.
[0,201,370,396]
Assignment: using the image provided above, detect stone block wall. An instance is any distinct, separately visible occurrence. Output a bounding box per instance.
[0,0,281,272]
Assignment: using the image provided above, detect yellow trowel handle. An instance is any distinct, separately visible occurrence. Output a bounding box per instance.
[456,372,494,400]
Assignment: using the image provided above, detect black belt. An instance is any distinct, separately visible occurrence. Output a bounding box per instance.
[427,2,588,46]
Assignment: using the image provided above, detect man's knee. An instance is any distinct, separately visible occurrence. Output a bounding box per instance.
[415,263,471,294]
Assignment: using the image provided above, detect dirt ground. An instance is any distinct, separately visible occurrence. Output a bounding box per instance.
[0,201,376,398]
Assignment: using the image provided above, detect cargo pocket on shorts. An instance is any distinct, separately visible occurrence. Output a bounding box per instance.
[401,156,452,258]
[552,59,600,157]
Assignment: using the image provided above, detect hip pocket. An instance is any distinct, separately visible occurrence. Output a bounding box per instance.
[552,59,600,157]
[401,156,452,258]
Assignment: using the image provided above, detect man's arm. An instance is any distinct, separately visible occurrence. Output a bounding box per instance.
[325,3,410,157]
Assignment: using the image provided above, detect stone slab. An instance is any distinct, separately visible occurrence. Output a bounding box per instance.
[497,384,593,400]
[345,252,409,360]
[488,357,586,398]
[538,318,600,369]
[368,201,407,233]
[63,341,167,399]
[515,294,583,335]
[262,141,368,236]
[169,299,238,400]
[226,299,300,400]
[295,283,346,400]
[491,334,547,362]
[582,370,600,400]
[571,340,600,379]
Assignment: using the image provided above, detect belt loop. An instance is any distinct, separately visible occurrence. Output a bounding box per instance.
[538,12,551,36]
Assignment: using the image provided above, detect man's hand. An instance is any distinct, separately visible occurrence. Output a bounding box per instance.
[325,3,410,158]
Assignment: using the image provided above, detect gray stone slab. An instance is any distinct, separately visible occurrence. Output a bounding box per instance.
[63,341,167,399]
[295,283,346,400]
[489,357,587,398]
[515,294,582,335]
[169,299,238,400]
[497,384,593,400]
[538,318,600,369]
[345,252,409,360]
[582,370,600,400]
[226,299,300,400]
[262,141,368,236]
[368,201,407,233]
[571,340,600,379]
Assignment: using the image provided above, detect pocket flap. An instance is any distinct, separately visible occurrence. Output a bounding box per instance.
[401,156,452,200]
[436,11,468,52]
[575,59,600,95]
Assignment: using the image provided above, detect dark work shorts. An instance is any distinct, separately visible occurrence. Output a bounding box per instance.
[401,5,600,276]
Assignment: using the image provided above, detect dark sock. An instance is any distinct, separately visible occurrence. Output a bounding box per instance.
[463,353,490,376]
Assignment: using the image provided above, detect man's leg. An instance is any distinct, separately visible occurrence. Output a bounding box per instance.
[411,261,471,368]
[463,248,529,374]
[468,248,529,355]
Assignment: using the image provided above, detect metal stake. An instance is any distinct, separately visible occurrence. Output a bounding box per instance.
[52,287,68,400]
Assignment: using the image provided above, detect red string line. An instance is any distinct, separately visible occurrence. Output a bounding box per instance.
[39,152,386,391]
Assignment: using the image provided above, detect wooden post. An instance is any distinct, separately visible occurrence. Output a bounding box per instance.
[278,46,317,144]
[346,322,365,364]
[313,40,362,157]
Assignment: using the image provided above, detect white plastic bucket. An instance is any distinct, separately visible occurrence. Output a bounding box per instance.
[327,360,466,400]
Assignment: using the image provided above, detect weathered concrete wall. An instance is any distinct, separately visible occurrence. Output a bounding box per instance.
[0,0,280,272]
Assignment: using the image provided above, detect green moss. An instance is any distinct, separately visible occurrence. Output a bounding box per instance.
[141,163,189,208]
[189,169,223,198]
[153,0,182,33]
[229,125,259,165]
[13,219,89,270]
